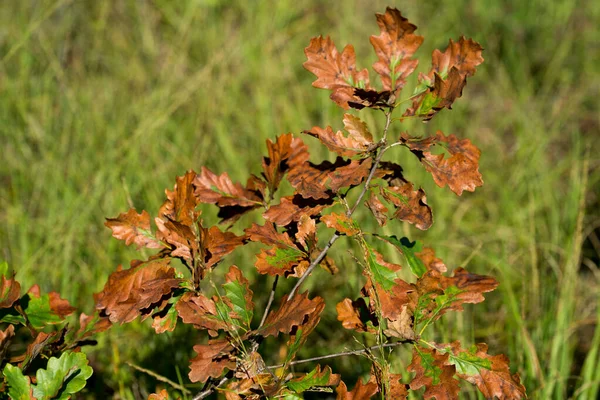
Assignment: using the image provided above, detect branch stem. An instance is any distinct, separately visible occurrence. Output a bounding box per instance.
[192,376,230,400]
[289,110,394,298]
[266,340,411,370]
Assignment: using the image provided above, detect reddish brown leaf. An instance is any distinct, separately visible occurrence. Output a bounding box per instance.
[336,376,379,400]
[321,212,360,236]
[303,114,374,157]
[436,342,526,399]
[381,182,433,230]
[388,374,409,399]
[263,194,333,227]
[365,191,388,227]
[194,166,262,208]
[416,247,447,273]
[404,37,483,121]
[421,132,483,195]
[151,305,178,334]
[336,298,376,334]
[303,36,370,109]
[148,389,168,400]
[158,170,199,226]
[0,273,21,308]
[245,223,308,276]
[286,297,325,361]
[408,347,459,399]
[288,157,372,200]
[17,330,62,369]
[155,217,197,262]
[262,133,310,194]
[383,305,416,340]
[0,324,15,361]
[415,268,498,326]
[295,215,317,251]
[203,226,246,269]
[47,291,77,319]
[363,276,415,322]
[370,8,423,93]
[259,292,324,337]
[223,265,254,323]
[105,209,162,249]
[175,292,229,336]
[75,312,111,339]
[189,339,236,383]
[95,259,182,324]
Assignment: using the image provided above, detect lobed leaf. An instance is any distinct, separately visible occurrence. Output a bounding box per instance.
[3,364,33,400]
[246,223,308,276]
[320,212,360,236]
[0,272,21,309]
[381,182,433,230]
[258,292,324,338]
[436,342,527,399]
[286,365,340,393]
[408,346,459,399]
[158,170,199,226]
[374,235,427,277]
[262,133,310,195]
[222,265,254,330]
[303,114,374,157]
[32,351,93,400]
[189,339,236,383]
[303,36,370,109]
[263,194,333,227]
[336,376,379,399]
[104,209,162,249]
[95,259,182,324]
[370,7,423,94]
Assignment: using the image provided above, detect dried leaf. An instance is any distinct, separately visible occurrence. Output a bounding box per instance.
[405,37,483,121]
[415,247,447,273]
[288,157,371,200]
[321,212,360,236]
[370,7,423,93]
[262,133,311,197]
[336,298,376,334]
[415,268,498,327]
[383,305,415,340]
[365,191,388,226]
[381,182,433,230]
[336,376,379,399]
[303,114,374,157]
[421,132,483,195]
[259,292,324,338]
[295,215,317,251]
[189,339,236,383]
[175,292,230,335]
[151,303,178,334]
[303,36,370,109]
[105,209,162,249]
[263,194,333,226]
[148,389,169,400]
[0,273,21,309]
[95,259,182,324]
[435,342,527,399]
[0,324,15,361]
[158,170,199,226]
[388,374,409,399]
[245,223,308,276]
[408,346,459,399]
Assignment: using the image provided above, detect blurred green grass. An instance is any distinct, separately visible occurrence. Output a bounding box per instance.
[0,0,598,398]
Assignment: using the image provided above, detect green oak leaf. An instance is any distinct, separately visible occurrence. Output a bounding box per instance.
[364,242,397,291]
[286,365,336,393]
[374,235,427,277]
[3,364,33,400]
[32,351,93,400]
[223,280,253,329]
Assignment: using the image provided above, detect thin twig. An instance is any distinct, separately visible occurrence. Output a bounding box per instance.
[192,376,230,400]
[259,275,279,328]
[289,110,395,298]
[125,362,191,394]
[266,340,411,370]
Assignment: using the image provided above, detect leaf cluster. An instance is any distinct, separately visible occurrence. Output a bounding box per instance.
[1,7,527,400]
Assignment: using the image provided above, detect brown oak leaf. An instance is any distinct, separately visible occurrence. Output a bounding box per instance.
[336,376,379,399]
[158,170,199,226]
[408,346,459,399]
[148,389,168,400]
[405,37,483,121]
[175,292,230,336]
[381,182,433,230]
[365,191,388,226]
[105,209,162,249]
[303,114,374,157]
[263,194,333,227]
[0,273,21,308]
[303,36,371,109]
[189,339,236,383]
[336,298,377,334]
[370,7,423,93]
[436,341,527,399]
[245,223,308,277]
[258,292,324,338]
[321,212,360,236]
[288,157,372,200]
[262,133,310,194]
[0,325,15,362]
[295,215,317,251]
[388,374,409,399]
[416,247,447,273]
[95,259,182,324]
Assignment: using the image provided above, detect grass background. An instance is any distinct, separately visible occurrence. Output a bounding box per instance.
[0,0,598,398]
